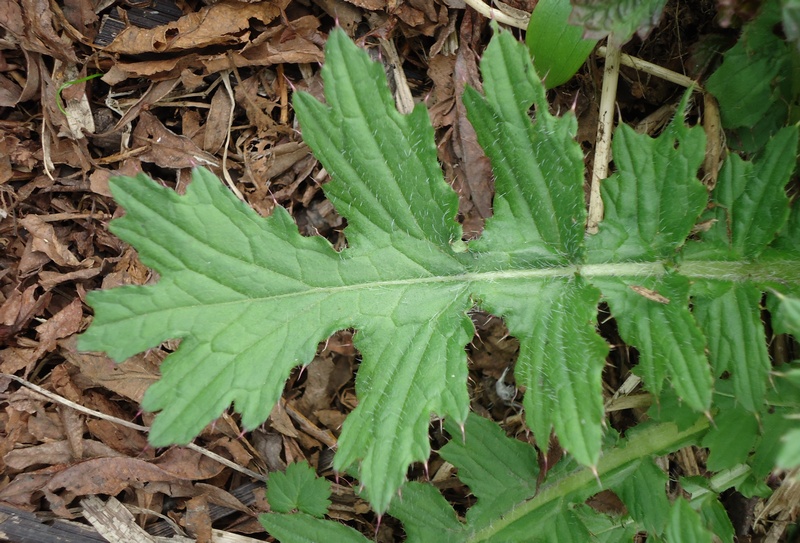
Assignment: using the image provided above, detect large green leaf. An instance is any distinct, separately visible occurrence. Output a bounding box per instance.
[80,30,474,514]
[79,27,800,515]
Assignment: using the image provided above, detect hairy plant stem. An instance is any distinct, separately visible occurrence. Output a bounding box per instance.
[465,417,711,542]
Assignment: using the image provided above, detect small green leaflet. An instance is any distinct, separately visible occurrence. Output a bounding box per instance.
[266,462,331,517]
[79,27,800,514]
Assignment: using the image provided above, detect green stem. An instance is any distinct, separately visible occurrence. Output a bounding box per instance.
[57,73,103,115]
[465,417,710,542]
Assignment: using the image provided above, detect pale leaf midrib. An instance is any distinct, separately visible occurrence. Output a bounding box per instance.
[99,259,800,324]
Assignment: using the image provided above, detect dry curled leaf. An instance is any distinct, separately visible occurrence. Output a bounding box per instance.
[101,0,279,54]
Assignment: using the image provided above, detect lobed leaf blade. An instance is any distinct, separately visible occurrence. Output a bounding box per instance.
[692,282,770,412]
[594,273,712,412]
[440,414,539,527]
[465,29,587,267]
[388,482,465,543]
[697,125,798,258]
[475,277,608,466]
[587,93,707,263]
[266,461,332,517]
[293,30,463,254]
[612,458,670,535]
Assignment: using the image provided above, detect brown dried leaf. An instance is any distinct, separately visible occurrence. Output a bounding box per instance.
[151,447,226,480]
[58,406,85,460]
[85,418,149,456]
[61,0,97,38]
[110,78,180,134]
[38,267,102,290]
[44,456,187,515]
[0,465,61,509]
[184,495,213,542]
[344,0,384,9]
[452,11,492,234]
[4,439,124,470]
[0,74,23,108]
[102,0,279,54]
[201,21,324,72]
[27,409,65,442]
[0,284,50,334]
[296,356,351,415]
[6,0,77,62]
[268,401,298,438]
[0,346,37,375]
[203,84,232,154]
[60,336,160,404]
[19,215,82,267]
[34,298,83,355]
[193,482,251,514]
[103,55,201,84]
[133,111,219,169]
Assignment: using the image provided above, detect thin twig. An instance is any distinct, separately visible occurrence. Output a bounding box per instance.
[461,0,529,28]
[587,36,621,234]
[218,70,245,202]
[2,372,267,482]
[597,46,700,90]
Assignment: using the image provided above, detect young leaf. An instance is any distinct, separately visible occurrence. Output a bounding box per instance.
[266,461,331,517]
[387,482,465,543]
[702,406,759,471]
[706,1,795,133]
[767,290,800,335]
[776,428,800,469]
[526,0,598,89]
[692,495,735,543]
